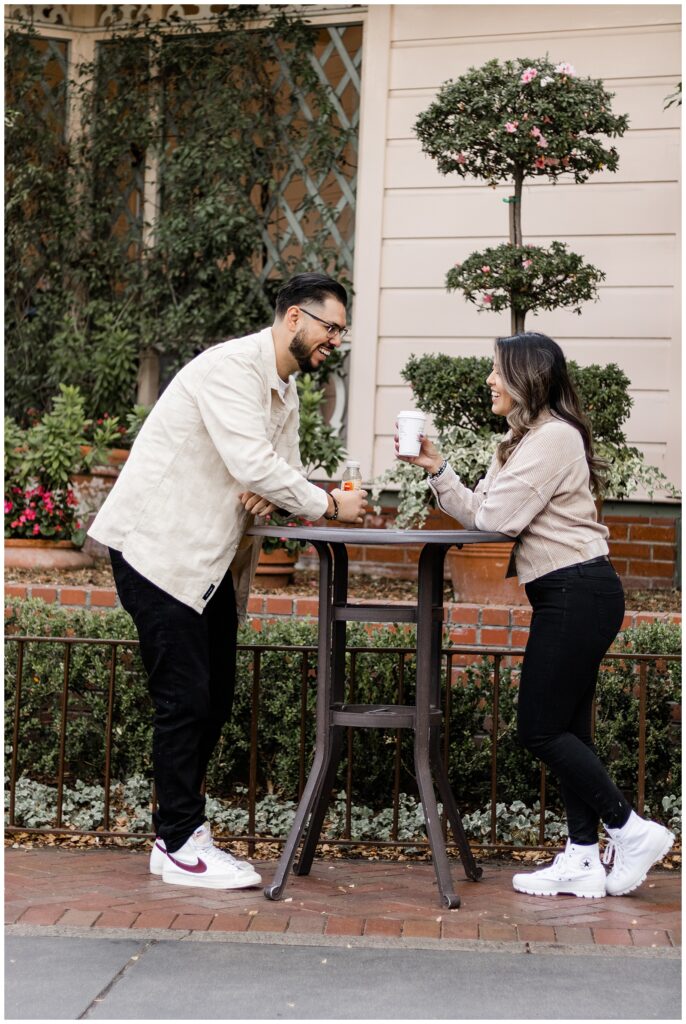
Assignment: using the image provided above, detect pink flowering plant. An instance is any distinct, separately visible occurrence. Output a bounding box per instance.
[415,56,628,332]
[447,241,603,319]
[4,485,85,545]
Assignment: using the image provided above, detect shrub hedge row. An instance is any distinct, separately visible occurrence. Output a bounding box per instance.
[4,599,681,817]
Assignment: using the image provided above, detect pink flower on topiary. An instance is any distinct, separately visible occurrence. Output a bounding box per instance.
[481,265,490,273]
[555,62,576,77]
[520,67,538,84]
[32,524,41,535]
[534,156,546,169]
[483,294,493,304]
[522,259,533,269]
[455,152,467,164]
[4,500,13,514]
[530,126,541,138]
[537,136,548,148]
[504,121,518,133]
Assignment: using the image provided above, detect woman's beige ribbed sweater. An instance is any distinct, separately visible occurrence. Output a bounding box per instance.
[428,412,609,584]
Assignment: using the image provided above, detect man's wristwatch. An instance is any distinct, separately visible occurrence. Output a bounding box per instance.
[324,493,339,521]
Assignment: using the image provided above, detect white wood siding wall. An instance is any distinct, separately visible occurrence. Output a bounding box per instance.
[348,4,681,494]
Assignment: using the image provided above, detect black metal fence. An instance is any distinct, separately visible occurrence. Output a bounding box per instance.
[4,635,680,855]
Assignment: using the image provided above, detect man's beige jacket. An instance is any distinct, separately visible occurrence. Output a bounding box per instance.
[88,327,328,618]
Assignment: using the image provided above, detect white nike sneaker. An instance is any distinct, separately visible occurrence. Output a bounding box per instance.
[603,811,675,896]
[157,823,262,890]
[150,837,166,876]
[512,840,607,898]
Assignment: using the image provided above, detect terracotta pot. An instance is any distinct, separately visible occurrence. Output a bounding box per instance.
[446,542,527,606]
[255,547,297,587]
[4,538,94,569]
[79,445,130,468]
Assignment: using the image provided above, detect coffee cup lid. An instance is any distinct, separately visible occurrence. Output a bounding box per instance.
[398,410,425,419]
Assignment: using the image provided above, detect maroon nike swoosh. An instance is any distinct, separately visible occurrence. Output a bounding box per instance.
[166,852,208,874]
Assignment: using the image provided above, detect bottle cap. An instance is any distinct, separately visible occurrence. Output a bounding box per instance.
[346,460,361,468]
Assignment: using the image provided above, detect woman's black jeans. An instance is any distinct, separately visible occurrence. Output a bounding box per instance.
[518,557,632,845]
[110,549,238,853]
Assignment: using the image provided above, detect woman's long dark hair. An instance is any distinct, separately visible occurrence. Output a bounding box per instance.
[494,332,607,496]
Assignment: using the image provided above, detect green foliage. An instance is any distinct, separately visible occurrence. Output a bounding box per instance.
[21,385,87,488]
[5,10,355,419]
[664,82,681,110]
[296,373,346,478]
[124,404,152,445]
[5,601,680,822]
[401,355,500,434]
[594,623,681,805]
[5,384,123,494]
[447,241,605,319]
[415,56,628,187]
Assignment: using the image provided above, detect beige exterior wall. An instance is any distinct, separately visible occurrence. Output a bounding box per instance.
[348,4,681,496]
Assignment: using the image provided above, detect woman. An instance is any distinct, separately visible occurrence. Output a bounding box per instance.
[398,331,674,899]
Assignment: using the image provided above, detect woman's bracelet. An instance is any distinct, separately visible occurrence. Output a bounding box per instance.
[428,459,448,480]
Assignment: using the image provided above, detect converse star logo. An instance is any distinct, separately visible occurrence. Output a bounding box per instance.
[582,858,591,869]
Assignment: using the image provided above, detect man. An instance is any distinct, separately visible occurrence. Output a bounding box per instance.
[89,273,368,889]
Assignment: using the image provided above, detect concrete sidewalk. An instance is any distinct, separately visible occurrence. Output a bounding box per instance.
[5,846,680,948]
[5,929,682,1020]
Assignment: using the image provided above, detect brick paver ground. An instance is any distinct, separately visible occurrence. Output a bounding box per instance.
[4,846,680,948]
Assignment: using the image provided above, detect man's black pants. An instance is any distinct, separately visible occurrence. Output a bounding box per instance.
[518,557,632,845]
[110,549,238,853]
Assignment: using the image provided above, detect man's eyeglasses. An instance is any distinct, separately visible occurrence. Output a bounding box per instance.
[298,307,349,340]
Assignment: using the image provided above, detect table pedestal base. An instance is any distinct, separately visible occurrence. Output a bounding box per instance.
[263,538,483,908]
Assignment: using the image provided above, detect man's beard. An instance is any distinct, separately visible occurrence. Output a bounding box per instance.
[288,328,320,373]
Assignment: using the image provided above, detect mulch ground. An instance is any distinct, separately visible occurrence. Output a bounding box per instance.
[4,563,681,611]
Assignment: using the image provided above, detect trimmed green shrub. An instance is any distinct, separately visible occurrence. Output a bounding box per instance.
[4,600,680,820]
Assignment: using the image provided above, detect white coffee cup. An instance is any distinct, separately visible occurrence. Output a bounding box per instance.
[397,410,426,457]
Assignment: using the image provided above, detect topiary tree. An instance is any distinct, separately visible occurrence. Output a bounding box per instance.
[415,57,629,332]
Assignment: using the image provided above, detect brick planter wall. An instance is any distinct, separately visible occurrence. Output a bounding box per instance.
[5,582,680,663]
[604,513,678,589]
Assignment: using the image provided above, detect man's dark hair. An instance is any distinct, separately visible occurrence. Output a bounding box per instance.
[274,273,348,318]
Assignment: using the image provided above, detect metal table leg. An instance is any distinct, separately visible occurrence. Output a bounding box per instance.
[414,542,462,907]
[264,542,336,899]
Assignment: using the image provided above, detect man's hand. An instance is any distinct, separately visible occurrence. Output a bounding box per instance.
[238,491,277,517]
[329,486,368,525]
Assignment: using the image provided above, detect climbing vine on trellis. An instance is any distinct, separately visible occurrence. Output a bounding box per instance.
[5,8,357,420]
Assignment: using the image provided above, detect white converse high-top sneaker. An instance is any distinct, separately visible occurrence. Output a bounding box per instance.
[603,812,675,896]
[512,839,607,898]
[156,822,262,889]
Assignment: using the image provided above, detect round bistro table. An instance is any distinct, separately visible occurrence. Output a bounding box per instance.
[248,525,511,908]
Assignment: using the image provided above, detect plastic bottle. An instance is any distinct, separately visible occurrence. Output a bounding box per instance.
[341,459,362,491]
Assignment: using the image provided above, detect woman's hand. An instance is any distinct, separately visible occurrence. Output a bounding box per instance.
[238,491,277,517]
[394,423,444,475]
